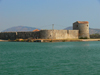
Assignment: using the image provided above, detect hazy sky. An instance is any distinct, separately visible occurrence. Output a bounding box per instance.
[0,0,100,31]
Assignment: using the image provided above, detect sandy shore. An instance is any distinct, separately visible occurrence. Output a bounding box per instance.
[0,39,8,42]
[33,39,100,42]
[0,39,100,42]
[82,39,100,41]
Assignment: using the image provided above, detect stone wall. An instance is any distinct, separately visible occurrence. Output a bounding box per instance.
[67,30,79,39]
[0,30,79,40]
[16,31,40,39]
[0,32,16,40]
[40,30,56,39]
[55,30,68,39]
[40,30,78,39]
[73,21,90,38]
[78,23,90,38]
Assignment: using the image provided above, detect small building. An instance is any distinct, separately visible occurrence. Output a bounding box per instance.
[33,29,40,32]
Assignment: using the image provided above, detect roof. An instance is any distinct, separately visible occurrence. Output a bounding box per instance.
[77,21,89,24]
[33,29,40,32]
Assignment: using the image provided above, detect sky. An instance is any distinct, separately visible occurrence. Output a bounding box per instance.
[0,0,100,31]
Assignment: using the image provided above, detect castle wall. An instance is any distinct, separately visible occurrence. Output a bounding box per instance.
[40,30,56,39]
[0,32,16,40]
[67,30,79,39]
[16,31,40,39]
[0,30,79,40]
[55,30,68,39]
[40,30,78,39]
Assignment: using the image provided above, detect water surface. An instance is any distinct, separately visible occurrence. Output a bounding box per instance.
[0,41,100,75]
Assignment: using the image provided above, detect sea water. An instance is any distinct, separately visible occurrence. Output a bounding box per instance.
[0,41,100,75]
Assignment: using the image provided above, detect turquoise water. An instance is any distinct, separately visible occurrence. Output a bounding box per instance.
[0,41,100,75]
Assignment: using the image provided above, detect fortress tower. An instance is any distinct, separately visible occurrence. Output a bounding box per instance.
[73,21,90,38]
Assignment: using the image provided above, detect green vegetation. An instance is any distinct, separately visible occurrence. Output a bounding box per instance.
[79,37,88,39]
[21,39,24,42]
[28,39,31,42]
[62,40,66,42]
[90,33,100,38]
[8,39,11,41]
[15,39,19,42]
[50,40,52,42]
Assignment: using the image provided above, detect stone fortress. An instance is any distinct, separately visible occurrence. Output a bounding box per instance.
[73,21,90,38]
[0,21,90,40]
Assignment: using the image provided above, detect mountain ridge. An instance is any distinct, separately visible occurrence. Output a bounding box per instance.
[2,26,100,34]
[2,26,40,32]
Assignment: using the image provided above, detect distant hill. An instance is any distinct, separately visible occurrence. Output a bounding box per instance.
[2,26,40,32]
[64,26,72,30]
[89,28,100,34]
[64,26,100,35]
[2,26,100,35]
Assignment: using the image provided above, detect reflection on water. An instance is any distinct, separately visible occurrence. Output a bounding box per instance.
[55,42,90,48]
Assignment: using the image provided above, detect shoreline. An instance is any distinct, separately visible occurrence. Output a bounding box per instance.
[0,39,100,42]
[0,40,8,42]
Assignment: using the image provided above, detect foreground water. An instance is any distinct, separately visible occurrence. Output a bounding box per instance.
[0,41,100,75]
